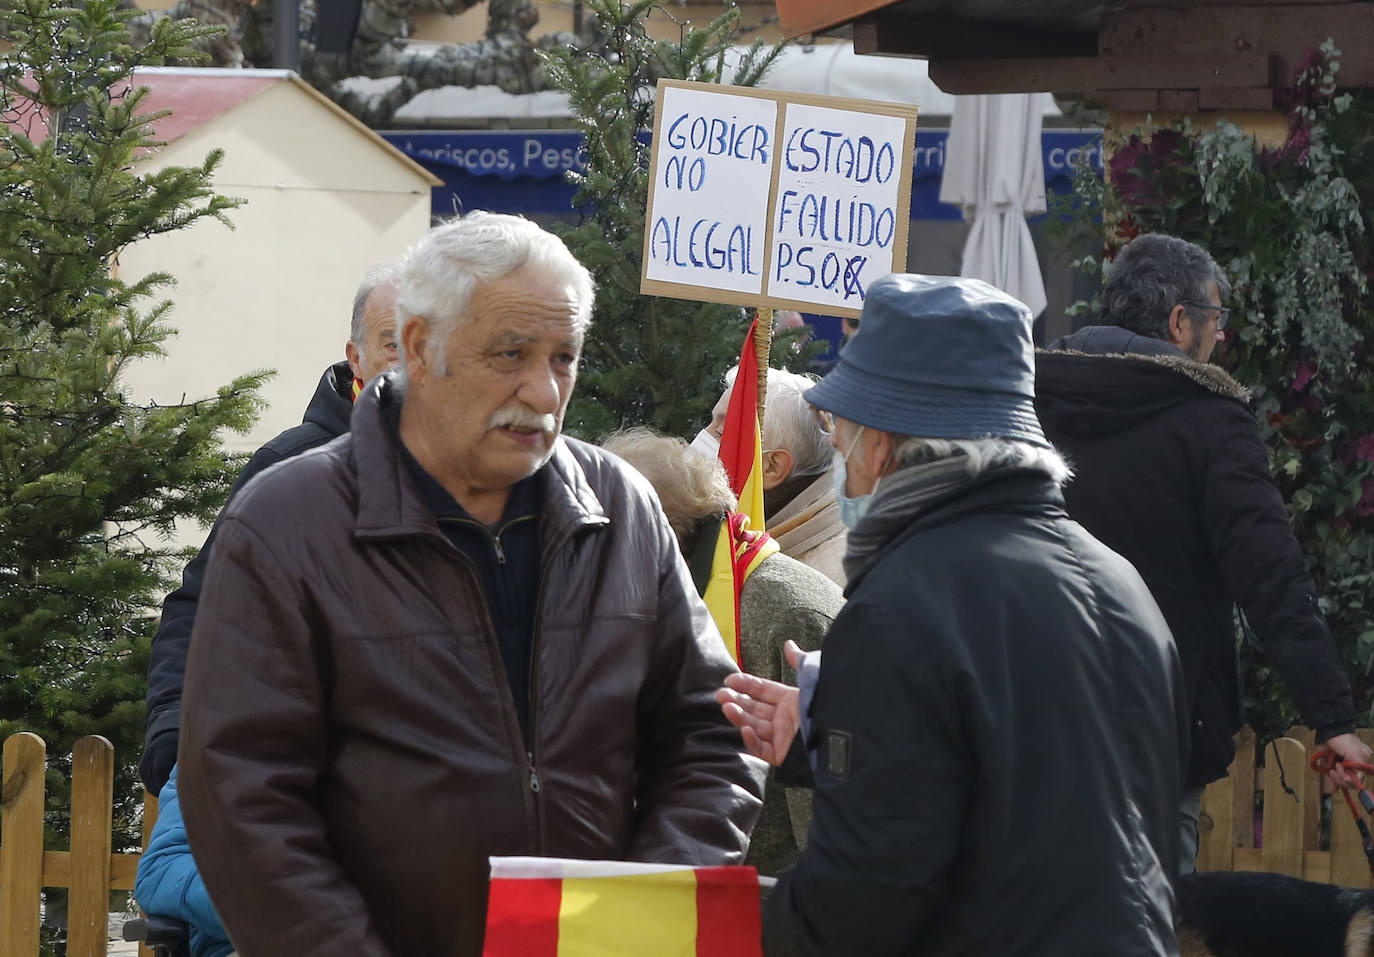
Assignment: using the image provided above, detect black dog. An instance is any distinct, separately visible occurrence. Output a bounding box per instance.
[1178,870,1374,956]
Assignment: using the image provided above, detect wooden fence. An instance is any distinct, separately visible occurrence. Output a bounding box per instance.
[0,733,155,957]
[1197,725,1374,885]
[3,726,1374,955]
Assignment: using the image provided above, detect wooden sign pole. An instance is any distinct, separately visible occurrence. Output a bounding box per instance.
[754,308,773,426]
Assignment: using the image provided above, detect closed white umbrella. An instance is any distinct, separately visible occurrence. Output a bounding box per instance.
[938,92,1052,318]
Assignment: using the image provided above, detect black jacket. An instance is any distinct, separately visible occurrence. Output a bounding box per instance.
[764,471,1186,957]
[1035,327,1355,786]
[140,361,354,794]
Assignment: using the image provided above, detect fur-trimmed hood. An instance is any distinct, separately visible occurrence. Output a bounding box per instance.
[1034,325,1250,439]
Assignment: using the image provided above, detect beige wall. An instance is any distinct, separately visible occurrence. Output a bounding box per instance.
[118,80,432,548]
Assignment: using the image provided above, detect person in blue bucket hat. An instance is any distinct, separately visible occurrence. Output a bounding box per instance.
[718,273,1189,956]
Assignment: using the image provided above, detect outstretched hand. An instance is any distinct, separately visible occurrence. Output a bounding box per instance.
[715,640,805,767]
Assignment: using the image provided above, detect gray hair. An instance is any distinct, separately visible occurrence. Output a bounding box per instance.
[602,427,736,547]
[890,435,1073,486]
[350,262,401,354]
[1101,233,1231,339]
[396,212,595,370]
[721,365,831,477]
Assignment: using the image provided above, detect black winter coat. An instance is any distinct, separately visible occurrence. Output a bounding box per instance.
[1035,327,1355,786]
[764,471,1187,957]
[140,361,354,794]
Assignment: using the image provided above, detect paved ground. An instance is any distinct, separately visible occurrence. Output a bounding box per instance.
[108,912,141,955]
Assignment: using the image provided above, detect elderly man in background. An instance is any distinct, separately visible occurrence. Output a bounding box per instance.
[719,274,1188,956]
[604,426,843,878]
[698,366,846,584]
[1035,232,1372,873]
[178,212,764,957]
[139,262,400,796]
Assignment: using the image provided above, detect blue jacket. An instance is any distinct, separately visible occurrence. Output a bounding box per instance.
[135,765,233,957]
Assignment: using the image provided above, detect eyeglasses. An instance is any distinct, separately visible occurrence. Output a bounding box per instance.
[1180,300,1231,330]
[811,406,835,435]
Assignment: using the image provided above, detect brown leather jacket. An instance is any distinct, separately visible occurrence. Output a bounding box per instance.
[178,378,766,957]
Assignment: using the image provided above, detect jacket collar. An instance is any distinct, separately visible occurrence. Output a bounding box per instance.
[301,360,356,437]
[769,471,844,557]
[348,373,609,547]
[535,434,611,551]
[844,471,1066,593]
[1042,326,1249,402]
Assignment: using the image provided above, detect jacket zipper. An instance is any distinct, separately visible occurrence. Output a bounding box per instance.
[438,513,536,565]
[436,510,598,855]
[523,540,559,853]
[523,513,599,853]
[431,519,543,847]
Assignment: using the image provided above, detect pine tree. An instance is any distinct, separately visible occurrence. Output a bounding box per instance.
[0,0,267,856]
[542,0,803,440]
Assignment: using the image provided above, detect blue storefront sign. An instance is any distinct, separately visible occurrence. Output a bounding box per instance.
[380,129,1102,221]
[381,131,589,217]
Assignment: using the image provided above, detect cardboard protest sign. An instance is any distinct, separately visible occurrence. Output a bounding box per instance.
[642,84,776,296]
[641,79,916,318]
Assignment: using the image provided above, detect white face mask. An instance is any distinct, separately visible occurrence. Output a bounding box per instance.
[687,428,720,461]
[832,425,875,529]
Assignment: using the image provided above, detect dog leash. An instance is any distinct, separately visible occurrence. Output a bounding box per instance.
[1311,750,1374,877]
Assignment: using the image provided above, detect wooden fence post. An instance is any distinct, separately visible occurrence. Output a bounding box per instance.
[1260,737,1307,877]
[138,789,160,957]
[1197,770,1234,872]
[1287,725,1321,853]
[1,732,47,957]
[68,736,114,957]
[1232,725,1256,850]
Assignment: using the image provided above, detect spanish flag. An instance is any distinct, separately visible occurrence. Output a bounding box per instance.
[717,318,767,530]
[482,857,762,957]
[703,319,779,665]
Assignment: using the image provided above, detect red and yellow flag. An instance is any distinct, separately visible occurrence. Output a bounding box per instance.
[702,512,777,666]
[482,857,762,957]
[717,317,767,531]
[703,318,779,665]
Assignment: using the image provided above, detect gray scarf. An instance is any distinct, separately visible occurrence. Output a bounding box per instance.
[842,453,1015,581]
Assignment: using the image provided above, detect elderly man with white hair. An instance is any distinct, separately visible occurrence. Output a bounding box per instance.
[178,211,765,957]
[699,365,847,584]
[718,274,1188,956]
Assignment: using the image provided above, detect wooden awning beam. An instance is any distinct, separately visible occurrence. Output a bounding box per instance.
[928,52,1275,95]
[834,1,1374,100]
[852,15,1098,61]
[1101,4,1374,87]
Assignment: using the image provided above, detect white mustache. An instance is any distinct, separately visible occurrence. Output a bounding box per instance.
[488,407,557,433]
